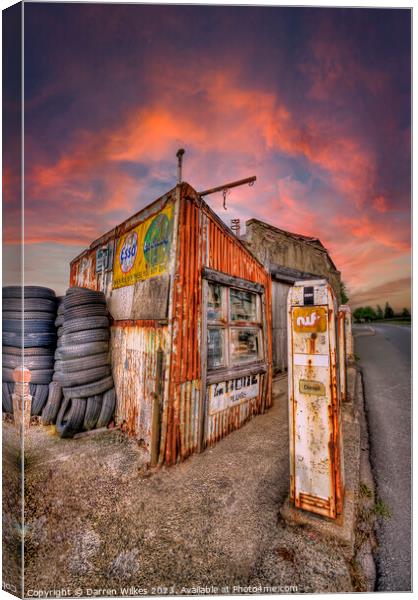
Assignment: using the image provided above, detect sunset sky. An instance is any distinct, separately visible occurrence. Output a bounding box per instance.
[3,3,411,310]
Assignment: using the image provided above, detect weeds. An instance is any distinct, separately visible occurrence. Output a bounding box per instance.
[372,498,391,520]
[359,482,373,499]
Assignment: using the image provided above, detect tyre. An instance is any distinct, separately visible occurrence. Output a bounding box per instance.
[55,315,64,327]
[60,352,109,373]
[2,382,13,413]
[2,286,56,300]
[3,297,56,313]
[60,329,109,346]
[57,365,111,387]
[30,383,37,397]
[64,290,106,310]
[56,396,86,438]
[96,387,116,428]
[41,382,63,425]
[26,369,54,385]
[2,311,56,321]
[57,304,65,316]
[57,328,64,338]
[2,353,54,371]
[64,303,108,321]
[83,394,102,430]
[2,331,56,348]
[3,320,56,334]
[56,341,109,361]
[63,375,114,399]
[3,346,53,357]
[62,316,109,335]
[2,368,54,385]
[31,384,49,416]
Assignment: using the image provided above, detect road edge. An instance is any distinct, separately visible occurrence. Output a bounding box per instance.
[350,365,378,591]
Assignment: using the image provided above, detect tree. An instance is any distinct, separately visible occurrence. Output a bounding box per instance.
[353,306,377,322]
[340,281,349,304]
[384,302,394,319]
[376,305,383,319]
[363,306,377,322]
[353,308,364,322]
[401,307,411,320]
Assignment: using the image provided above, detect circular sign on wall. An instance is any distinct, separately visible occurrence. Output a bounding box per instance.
[143,213,172,267]
[119,231,138,273]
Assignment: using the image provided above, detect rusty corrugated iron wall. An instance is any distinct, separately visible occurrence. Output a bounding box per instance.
[160,184,273,465]
[111,322,169,462]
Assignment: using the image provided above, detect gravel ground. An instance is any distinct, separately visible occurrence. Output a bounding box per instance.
[5,376,354,596]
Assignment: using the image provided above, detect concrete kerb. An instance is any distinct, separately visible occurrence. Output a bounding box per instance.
[280,364,361,559]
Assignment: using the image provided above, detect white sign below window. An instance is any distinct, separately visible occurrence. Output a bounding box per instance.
[208,374,260,415]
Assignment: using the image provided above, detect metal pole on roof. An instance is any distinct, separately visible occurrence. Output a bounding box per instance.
[176,148,185,184]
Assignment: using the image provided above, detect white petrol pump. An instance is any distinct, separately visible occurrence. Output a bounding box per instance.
[287,279,344,520]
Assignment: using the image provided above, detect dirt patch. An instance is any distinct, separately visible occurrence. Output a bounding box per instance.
[10,376,355,595]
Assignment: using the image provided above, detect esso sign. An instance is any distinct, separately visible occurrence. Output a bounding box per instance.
[119,231,138,273]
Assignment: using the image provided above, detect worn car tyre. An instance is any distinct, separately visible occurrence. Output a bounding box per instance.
[2,367,54,385]
[3,346,53,357]
[63,375,114,399]
[60,329,109,346]
[64,291,106,310]
[2,353,54,371]
[96,387,116,428]
[57,365,111,387]
[55,315,64,327]
[83,394,102,430]
[3,319,56,334]
[56,341,109,361]
[62,316,109,334]
[41,382,63,425]
[2,382,13,413]
[64,303,108,321]
[2,311,56,321]
[60,352,110,373]
[3,331,56,348]
[56,396,86,438]
[2,286,56,300]
[3,297,56,313]
[31,384,49,416]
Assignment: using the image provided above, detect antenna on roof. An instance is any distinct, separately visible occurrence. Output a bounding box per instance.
[176,148,185,184]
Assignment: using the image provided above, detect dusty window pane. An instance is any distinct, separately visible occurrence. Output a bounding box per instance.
[207,283,223,321]
[230,288,257,321]
[230,329,260,363]
[208,328,225,368]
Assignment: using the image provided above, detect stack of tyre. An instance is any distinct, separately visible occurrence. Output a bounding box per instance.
[2,286,57,416]
[52,287,116,438]
[41,297,65,426]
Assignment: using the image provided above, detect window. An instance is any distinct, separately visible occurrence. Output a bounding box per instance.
[206,281,263,370]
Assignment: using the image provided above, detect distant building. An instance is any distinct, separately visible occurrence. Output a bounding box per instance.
[241,219,341,372]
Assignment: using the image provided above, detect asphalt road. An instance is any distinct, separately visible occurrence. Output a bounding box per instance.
[354,322,411,591]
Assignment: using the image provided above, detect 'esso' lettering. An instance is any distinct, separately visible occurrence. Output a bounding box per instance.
[119,231,138,273]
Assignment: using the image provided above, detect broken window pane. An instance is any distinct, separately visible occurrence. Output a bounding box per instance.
[230,288,258,321]
[230,329,260,363]
[207,283,224,322]
[208,328,225,369]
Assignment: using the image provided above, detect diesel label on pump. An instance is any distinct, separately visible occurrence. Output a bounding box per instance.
[299,379,326,395]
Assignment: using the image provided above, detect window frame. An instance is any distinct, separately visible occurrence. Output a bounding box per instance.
[205,278,265,374]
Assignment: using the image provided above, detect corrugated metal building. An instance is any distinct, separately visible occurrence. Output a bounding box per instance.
[70,182,273,466]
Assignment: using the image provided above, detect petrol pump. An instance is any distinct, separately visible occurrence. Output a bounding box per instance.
[287,279,344,519]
